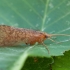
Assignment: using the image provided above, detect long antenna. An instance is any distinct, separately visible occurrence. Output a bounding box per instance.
[48,38,62,44]
[50,34,70,36]
[47,34,70,43]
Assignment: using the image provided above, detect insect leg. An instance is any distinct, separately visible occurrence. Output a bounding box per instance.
[41,42,49,54]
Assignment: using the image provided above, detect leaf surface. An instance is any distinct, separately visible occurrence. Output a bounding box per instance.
[0,0,70,70]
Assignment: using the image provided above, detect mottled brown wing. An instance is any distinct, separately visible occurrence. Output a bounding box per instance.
[0,25,45,47]
[0,25,27,46]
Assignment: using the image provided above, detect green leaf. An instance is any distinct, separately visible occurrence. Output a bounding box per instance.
[52,51,70,70]
[22,57,53,70]
[0,0,70,70]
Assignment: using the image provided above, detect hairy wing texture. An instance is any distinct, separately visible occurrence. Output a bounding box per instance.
[0,25,39,46]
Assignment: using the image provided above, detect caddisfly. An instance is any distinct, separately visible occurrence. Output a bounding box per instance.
[0,25,70,53]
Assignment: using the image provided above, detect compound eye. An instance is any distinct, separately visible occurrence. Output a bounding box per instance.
[44,35,48,38]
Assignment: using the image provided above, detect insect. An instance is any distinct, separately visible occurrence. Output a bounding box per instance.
[0,25,70,53]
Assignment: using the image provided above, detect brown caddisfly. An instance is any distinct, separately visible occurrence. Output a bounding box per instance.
[0,25,70,53]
